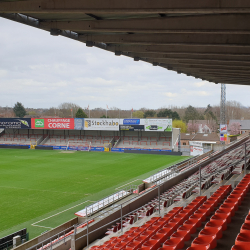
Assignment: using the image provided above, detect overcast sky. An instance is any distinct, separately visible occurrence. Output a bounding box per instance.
[0,17,249,110]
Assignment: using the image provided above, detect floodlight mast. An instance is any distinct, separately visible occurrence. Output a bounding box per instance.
[220,83,226,145]
[220,84,226,125]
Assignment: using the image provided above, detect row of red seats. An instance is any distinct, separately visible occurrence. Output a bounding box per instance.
[188,174,250,250]
[185,185,232,250]
[90,196,206,250]
[231,174,250,250]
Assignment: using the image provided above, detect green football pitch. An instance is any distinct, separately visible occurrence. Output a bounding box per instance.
[0,148,187,239]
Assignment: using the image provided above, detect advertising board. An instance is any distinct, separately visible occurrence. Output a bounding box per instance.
[0,118,31,129]
[190,146,204,156]
[220,124,227,133]
[220,133,227,141]
[74,118,84,130]
[119,125,144,131]
[189,141,203,147]
[31,118,74,130]
[143,119,172,132]
[84,119,119,131]
[122,119,140,125]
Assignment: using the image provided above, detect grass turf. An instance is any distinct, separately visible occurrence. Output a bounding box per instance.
[0,148,187,239]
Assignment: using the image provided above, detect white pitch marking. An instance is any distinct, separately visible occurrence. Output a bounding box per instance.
[115,179,141,190]
[31,200,95,228]
[32,225,53,229]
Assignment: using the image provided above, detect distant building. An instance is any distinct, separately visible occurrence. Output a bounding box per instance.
[180,133,195,146]
[188,120,217,133]
[229,120,250,134]
[181,132,220,147]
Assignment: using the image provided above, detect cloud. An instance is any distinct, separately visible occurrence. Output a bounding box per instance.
[193,82,207,87]
[0,18,249,110]
[164,92,178,98]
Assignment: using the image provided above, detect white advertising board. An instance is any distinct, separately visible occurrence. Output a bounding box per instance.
[189,141,203,147]
[190,146,204,156]
[220,124,227,134]
[84,119,119,131]
[142,119,172,132]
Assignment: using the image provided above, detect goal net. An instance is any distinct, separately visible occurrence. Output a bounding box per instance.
[66,141,91,151]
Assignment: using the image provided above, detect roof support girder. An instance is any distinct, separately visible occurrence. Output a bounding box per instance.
[79,33,250,47]
[40,14,250,34]
[2,0,250,14]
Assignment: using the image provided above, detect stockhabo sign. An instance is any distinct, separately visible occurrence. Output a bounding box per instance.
[31,118,74,130]
[0,118,31,129]
[84,119,119,131]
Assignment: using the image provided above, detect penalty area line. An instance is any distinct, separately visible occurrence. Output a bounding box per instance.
[115,179,141,190]
[31,200,95,228]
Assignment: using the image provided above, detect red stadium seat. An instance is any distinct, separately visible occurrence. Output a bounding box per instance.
[191,235,217,249]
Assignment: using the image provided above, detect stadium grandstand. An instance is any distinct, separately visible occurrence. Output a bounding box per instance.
[0,118,176,153]
[7,132,250,250]
[1,1,250,249]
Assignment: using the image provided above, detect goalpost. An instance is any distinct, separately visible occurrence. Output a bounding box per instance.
[66,141,91,152]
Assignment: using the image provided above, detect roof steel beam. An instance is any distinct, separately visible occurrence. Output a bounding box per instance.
[128,51,250,64]
[160,63,250,71]
[2,0,250,14]
[107,44,250,55]
[127,54,250,66]
[79,33,250,47]
[40,14,250,34]
[151,62,250,75]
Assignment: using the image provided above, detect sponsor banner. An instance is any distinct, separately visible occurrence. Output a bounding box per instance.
[53,146,67,150]
[220,133,228,141]
[0,143,30,148]
[91,147,104,152]
[189,141,203,147]
[111,148,171,153]
[31,118,74,130]
[122,119,140,125]
[143,119,172,132]
[84,119,119,131]
[190,146,204,156]
[220,124,227,133]
[74,118,84,130]
[119,125,144,131]
[0,118,31,129]
[111,148,124,152]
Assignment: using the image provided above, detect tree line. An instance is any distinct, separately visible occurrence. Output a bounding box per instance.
[2,101,249,135]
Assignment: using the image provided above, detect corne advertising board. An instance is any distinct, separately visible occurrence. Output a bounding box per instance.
[84,119,120,131]
[143,119,172,132]
[31,118,74,130]
[0,118,31,129]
